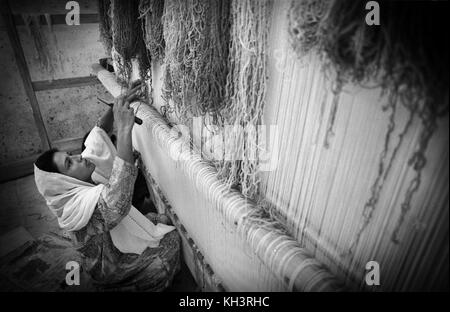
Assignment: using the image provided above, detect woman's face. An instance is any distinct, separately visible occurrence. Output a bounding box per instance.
[53,151,95,182]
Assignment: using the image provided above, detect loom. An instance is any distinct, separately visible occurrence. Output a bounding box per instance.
[96,0,449,291]
[98,68,342,291]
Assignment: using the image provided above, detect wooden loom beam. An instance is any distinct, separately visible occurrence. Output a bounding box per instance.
[32,76,100,91]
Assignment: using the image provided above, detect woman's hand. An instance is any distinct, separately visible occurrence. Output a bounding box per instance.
[114,97,134,164]
[113,96,135,132]
[113,82,143,164]
[158,214,172,225]
[113,82,142,132]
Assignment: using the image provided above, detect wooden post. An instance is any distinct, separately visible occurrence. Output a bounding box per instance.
[1,0,51,151]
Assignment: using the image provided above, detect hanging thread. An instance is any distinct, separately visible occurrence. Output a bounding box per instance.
[161,0,231,123]
[216,0,273,200]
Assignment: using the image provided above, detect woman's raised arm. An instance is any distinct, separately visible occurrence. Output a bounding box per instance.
[97,90,141,230]
[97,156,137,230]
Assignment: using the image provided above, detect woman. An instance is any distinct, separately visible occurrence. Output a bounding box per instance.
[34,86,180,291]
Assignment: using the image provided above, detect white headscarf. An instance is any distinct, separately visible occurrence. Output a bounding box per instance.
[34,165,103,231]
[34,126,175,254]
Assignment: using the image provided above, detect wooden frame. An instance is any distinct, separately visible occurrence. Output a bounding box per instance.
[32,76,100,91]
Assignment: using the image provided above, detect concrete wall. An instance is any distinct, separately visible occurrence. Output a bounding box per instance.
[19,23,107,81]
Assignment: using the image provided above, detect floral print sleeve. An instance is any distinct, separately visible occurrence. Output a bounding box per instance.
[97,156,138,230]
[71,154,181,291]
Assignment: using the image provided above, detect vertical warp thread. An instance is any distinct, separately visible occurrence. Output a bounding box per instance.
[288,0,449,248]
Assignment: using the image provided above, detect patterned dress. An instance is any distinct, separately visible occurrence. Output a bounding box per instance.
[71,156,181,291]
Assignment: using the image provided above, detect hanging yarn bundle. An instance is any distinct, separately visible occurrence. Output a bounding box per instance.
[161,0,231,123]
[110,0,151,85]
[288,0,449,248]
[288,0,329,56]
[138,0,165,63]
[216,0,273,199]
[98,0,113,53]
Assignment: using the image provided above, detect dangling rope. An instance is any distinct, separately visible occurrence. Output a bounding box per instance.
[161,0,231,123]
[98,0,113,54]
[216,0,273,200]
[138,0,165,63]
[110,0,151,85]
[288,0,449,249]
